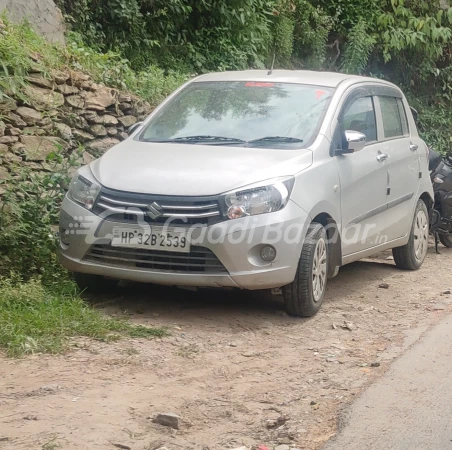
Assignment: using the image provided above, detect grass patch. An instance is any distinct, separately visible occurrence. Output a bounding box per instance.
[0,17,188,106]
[0,278,167,357]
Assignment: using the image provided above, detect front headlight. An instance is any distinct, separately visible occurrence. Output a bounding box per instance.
[221,176,295,220]
[68,171,101,210]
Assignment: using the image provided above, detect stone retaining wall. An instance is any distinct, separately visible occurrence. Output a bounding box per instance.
[0,70,151,194]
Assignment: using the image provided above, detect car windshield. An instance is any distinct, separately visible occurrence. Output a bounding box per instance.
[139,81,334,148]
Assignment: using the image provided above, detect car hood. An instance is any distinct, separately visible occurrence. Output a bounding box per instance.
[91,140,313,196]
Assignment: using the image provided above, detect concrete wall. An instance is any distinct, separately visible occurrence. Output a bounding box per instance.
[0,0,65,43]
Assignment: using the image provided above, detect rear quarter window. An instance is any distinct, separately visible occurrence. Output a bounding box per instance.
[379,96,407,139]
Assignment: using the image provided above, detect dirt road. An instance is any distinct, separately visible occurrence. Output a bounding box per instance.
[1,247,451,450]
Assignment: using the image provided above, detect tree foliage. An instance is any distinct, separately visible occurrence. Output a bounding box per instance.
[54,0,452,153]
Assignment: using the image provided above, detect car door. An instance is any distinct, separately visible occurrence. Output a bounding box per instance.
[375,96,420,240]
[334,94,390,256]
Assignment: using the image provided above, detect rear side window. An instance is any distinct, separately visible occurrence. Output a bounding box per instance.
[379,96,406,139]
[342,96,377,143]
[397,98,409,135]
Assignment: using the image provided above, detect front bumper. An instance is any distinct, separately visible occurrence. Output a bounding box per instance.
[59,196,311,290]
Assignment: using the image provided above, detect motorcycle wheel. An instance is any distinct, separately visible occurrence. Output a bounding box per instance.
[439,234,452,248]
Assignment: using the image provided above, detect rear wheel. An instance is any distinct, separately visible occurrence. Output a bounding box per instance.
[393,199,429,270]
[74,273,118,293]
[283,223,328,317]
[439,233,452,248]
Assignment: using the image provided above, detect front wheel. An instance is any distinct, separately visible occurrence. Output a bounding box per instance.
[439,233,452,248]
[283,223,328,317]
[393,199,429,270]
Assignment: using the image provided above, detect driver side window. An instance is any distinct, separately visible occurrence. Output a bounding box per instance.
[342,96,377,144]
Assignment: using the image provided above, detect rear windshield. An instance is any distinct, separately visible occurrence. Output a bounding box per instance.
[139,81,333,148]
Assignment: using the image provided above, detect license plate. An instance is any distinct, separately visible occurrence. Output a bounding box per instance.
[111,227,191,253]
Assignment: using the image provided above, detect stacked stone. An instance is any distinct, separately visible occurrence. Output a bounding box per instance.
[0,70,151,194]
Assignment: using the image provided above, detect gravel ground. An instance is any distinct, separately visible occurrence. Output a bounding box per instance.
[0,246,451,450]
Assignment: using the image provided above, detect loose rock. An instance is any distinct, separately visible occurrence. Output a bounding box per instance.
[66,95,85,109]
[72,129,95,142]
[152,412,180,430]
[118,115,137,128]
[25,85,64,110]
[91,124,107,137]
[0,167,9,180]
[0,98,17,112]
[0,136,18,144]
[52,70,69,84]
[106,127,118,136]
[85,86,116,110]
[95,114,118,125]
[341,321,355,331]
[25,75,55,89]
[379,283,390,289]
[16,107,42,125]
[40,384,60,393]
[56,84,80,95]
[23,127,46,136]
[20,136,67,161]
[82,152,95,165]
[55,123,72,139]
[86,137,120,152]
[443,289,451,295]
[8,127,21,136]
[7,112,27,127]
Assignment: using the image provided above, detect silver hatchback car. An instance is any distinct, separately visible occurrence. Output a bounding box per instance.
[60,70,433,316]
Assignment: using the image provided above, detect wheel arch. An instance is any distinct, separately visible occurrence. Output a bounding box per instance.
[419,191,434,211]
[312,212,342,278]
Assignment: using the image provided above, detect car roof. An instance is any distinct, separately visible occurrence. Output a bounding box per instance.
[194,70,395,89]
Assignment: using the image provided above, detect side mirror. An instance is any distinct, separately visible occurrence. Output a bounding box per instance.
[336,130,366,155]
[128,121,143,135]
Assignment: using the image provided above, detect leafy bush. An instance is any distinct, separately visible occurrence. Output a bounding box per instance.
[0,149,77,284]
[57,0,278,72]
[341,20,376,74]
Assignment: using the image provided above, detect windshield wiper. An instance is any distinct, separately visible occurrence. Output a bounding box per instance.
[173,135,245,143]
[143,135,245,144]
[248,136,304,145]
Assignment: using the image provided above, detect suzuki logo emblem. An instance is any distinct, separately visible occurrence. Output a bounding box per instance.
[146,202,164,219]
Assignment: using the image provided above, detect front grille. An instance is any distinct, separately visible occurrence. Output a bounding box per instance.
[93,187,222,226]
[84,244,228,274]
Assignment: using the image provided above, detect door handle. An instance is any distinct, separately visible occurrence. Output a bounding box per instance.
[410,143,419,152]
[377,153,388,162]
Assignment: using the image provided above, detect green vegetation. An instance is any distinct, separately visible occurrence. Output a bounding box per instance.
[53,0,452,154]
[0,277,165,357]
[0,150,166,357]
[0,18,187,106]
[2,0,452,355]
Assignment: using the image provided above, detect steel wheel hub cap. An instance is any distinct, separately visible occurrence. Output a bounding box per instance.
[312,238,327,302]
[414,209,429,262]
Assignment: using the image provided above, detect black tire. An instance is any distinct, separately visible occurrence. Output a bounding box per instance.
[283,223,328,317]
[439,234,452,248]
[74,272,118,293]
[393,199,429,270]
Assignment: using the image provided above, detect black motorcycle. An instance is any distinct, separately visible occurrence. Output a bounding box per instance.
[428,147,452,249]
